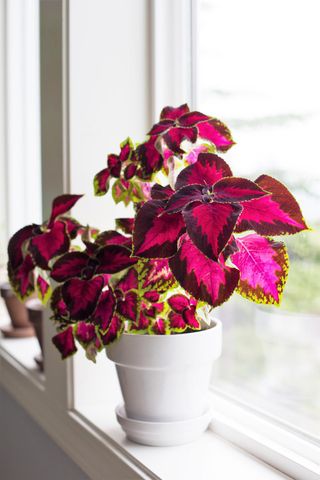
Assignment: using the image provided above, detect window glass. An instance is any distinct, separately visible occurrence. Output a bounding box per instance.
[198,0,320,438]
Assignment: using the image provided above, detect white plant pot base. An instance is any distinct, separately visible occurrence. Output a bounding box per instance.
[116,403,212,447]
[107,320,222,446]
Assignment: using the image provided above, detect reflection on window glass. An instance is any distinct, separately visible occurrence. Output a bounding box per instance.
[198,0,320,438]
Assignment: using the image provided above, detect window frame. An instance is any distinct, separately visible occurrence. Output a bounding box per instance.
[1,1,319,479]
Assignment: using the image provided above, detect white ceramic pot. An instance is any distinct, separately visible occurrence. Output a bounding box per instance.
[106,320,222,446]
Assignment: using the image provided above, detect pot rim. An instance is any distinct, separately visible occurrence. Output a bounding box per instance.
[119,318,220,339]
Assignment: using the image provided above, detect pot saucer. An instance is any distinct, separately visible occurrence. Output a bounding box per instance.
[115,403,212,446]
[0,324,35,338]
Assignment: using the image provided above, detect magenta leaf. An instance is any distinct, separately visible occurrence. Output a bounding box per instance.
[29,221,70,270]
[93,167,111,196]
[231,233,289,305]
[175,153,232,190]
[169,234,239,306]
[133,200,185,258]
[62,276,104,320]
[48,194,83,228]
[213,177,269,203]
[100,315,124,345]
[52,326,77,359]
[95,230,131,248]
[236,175,309,236]
[96,245,137,274]
[167,294,190,313]
[51,252,89,282]
[183,202,243,260]
[92,289,116,333]
[115,218,134,234]
[160,104,190,120]
[197,118,235,152]
[165,185,203,214]
[162,126,197,154]
[7,224,36,270]
[151,184,174,200]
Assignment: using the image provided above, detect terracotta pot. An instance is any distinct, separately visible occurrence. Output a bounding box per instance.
[0,282,35,338]
[26,298,44,371]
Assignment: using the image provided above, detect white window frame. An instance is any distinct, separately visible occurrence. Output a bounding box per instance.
[1,1,319,479]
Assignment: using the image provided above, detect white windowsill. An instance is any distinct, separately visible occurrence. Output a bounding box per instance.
[0,335,293,480]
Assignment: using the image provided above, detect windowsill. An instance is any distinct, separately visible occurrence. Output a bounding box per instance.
[0,326,292,480]
[76,404,291,480]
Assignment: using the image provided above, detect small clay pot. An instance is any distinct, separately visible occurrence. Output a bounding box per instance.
[0,283,35,338]
[26,298,44,371]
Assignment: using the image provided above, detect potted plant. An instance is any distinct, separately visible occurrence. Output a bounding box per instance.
[6,104,308,446]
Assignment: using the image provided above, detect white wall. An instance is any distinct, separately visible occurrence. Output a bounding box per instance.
[0,387,89,480]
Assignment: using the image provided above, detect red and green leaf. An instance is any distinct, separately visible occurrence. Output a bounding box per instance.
[236,175,309,236]
[100,315,124,345]
[162,126,197,154]
[29,221,70,270]
[92,288,116,333]
[36,271,51,304]
[231,233,289,305]
[213,177,269,203]
[115,218,134,234]
[133,200,185,258]
[75,321,96,345]
[175,153,232,190]
[165,185,203,214]
[50,286,69,321]
[117,291,138,322]
[95,230,131,248]
[51,252,89,282]
[136,137,163,178]
[183,202,243,260]
[160,104,190,121]
[8,254,35,299]
[151,184,174,200]
[167,294,189,313]
[94,168,111,196]
[197,118,235,152]
[7,224,37,270]
[96,245,137,274]
[62,276,104,320]
[52,326,77,359]
[169,234,239,307]
[48,194,83,228]
[112,179,132,206]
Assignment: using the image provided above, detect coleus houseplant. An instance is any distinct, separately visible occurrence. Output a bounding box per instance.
[7,104,308,362]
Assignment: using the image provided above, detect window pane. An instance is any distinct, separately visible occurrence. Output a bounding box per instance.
[198,0,320,439]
